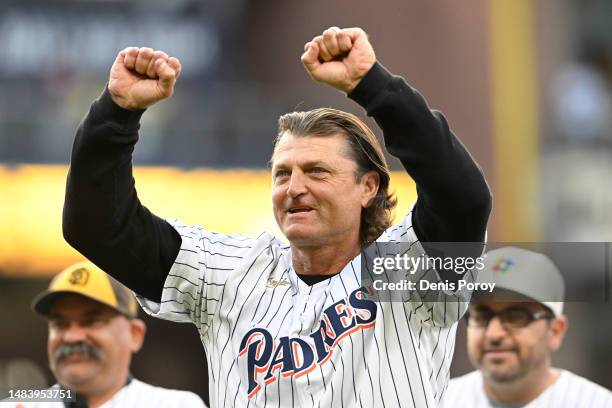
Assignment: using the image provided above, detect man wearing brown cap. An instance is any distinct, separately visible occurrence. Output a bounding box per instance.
[442,247,612,408]
[5,261,205,408]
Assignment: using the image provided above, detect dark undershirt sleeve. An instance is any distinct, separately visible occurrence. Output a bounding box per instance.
[348,63,492,271]
[63,87,181,302]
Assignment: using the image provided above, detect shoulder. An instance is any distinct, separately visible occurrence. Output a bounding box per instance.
[117,379,206,407]
[169,220,287,254]
[552,369,612,405]
[448,370,482,389]
[376,207,419,244]
[167,219,289,276]
[442,371,483,406]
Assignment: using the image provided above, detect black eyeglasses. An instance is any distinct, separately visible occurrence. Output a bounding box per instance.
[466,307,554,329]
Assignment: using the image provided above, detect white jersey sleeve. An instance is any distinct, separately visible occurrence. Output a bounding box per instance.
[136,219,282,333]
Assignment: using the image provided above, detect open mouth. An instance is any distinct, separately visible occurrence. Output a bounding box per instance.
[287,207,313,214]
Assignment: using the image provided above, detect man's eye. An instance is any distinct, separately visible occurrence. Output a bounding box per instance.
[468,308,493,326]
[81,318,98,327]
[310,167,326,174]
[50,320,69,329]
[471,312,490,323]
[503,309,530,324]
[274,170,290,179]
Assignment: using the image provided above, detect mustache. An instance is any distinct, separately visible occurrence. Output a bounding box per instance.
[54,342,102,364]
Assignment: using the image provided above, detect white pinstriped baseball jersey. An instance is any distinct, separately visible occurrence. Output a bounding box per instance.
[0,379,206,407]
[441,370,612,408]
[138,209,473,407]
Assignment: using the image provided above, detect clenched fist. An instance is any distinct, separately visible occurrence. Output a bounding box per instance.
[301,27,376,94]
[108,47,182,110]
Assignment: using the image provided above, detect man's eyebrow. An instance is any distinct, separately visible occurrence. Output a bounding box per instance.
[271,162,288,170]
[272,160,330,169]
[303,160,330,168]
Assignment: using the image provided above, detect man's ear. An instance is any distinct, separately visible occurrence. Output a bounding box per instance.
[548,315,568,352]
[360,170,380,207]
[129,319,147,353]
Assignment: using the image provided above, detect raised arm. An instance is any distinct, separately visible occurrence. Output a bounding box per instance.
[301,27,491,245]
[63,47,183,302]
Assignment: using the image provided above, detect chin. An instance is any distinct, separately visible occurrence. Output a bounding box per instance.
[482,364,523,383]
[56,363,99,386]
[286,235,320,247]
[282,225,320,245]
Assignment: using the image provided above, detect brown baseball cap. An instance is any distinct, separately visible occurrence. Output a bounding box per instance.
[32,261,139,318]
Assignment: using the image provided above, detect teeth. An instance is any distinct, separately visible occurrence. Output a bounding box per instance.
[289,208,310,213]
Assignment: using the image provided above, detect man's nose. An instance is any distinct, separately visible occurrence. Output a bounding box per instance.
[62,322,88,343]
[484,316,508,340]
[287,170,308,198]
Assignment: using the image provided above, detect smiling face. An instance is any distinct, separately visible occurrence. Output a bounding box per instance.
[467,301,566,383]
[47,294,145,395]
[271,132,379,249]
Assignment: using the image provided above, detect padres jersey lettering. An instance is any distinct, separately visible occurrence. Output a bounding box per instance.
[239,286,377,398]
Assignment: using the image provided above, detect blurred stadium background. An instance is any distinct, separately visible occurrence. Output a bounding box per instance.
[1,0,611,404]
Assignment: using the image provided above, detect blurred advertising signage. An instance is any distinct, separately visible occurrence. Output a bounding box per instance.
[0,10,219,77]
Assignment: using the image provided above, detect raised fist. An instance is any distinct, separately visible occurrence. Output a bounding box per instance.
[108,47,182,110]
[301,27,376,94]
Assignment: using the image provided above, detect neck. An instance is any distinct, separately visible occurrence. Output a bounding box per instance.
[483,365,559,406]
[291,239,361,276]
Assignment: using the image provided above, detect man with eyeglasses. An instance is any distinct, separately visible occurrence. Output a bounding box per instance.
[3,261,206,407]
[442,247,612,407]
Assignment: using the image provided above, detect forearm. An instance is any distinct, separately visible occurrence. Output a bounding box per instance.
[63,87,180,301]
[349,63,492,243]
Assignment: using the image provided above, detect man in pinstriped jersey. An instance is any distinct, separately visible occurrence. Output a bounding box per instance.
[63,26,491,406]
[442,247,612,407]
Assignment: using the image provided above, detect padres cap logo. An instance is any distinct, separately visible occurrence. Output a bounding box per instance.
[68,267,90,286]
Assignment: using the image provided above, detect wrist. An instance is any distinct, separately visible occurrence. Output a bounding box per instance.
[93,85,146,126]
[348,61,394,105]
[108,91,141,111]
[343,80,360,94]
[344,60,377,94]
